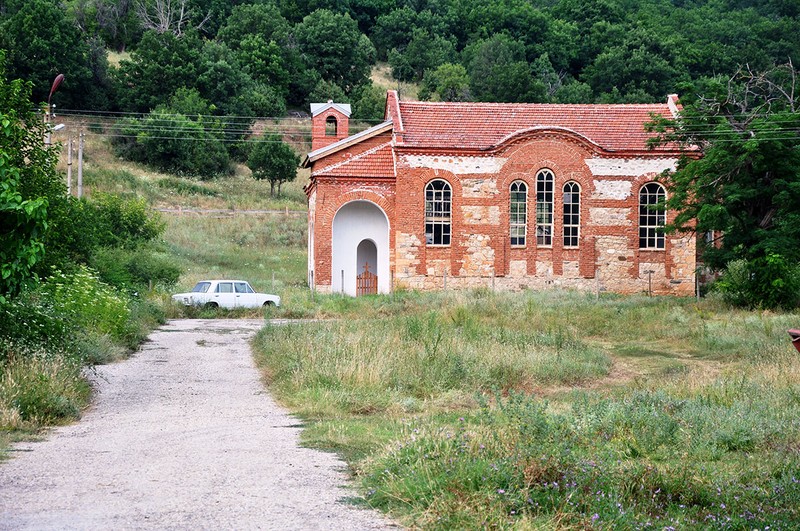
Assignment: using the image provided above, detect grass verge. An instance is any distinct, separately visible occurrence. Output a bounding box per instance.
[251,289,800,529]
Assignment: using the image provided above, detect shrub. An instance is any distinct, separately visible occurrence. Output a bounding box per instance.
[717,254,800,309]
[112,111,232,179]
[0,341,89,426]
[91,247,180,293]
[88,194,166,249]
[40,266,131,340]
[0,295,74,362]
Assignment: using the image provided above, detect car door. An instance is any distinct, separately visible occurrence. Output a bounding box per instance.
[234,282,257,308]
[212,282,236,308]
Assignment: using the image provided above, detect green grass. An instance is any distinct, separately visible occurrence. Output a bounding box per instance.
[250,290,800,529]
[30,133,800,527]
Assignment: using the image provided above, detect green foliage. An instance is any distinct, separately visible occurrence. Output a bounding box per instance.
[91,247,180,294]
[717,254,800,310]
[466,34,539,103]
[388,27,455,82]
[41,267,131,340]
[419,63,471,102]
[113,30,204,113]
[0,0,108,109]
[351,83,387,120]
[650,63,800,308]
[112,109,232,178]
[0,53,59,300]
[583,28,687,102]
[89,193,166,248]
[295,9,376,93]
[246,134,300,197]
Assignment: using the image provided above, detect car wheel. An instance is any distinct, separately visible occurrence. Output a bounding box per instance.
[205,302,219,309]
[263,301,275,307]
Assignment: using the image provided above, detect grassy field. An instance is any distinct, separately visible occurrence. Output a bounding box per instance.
[251,292,800,529]
[36,121,800,528]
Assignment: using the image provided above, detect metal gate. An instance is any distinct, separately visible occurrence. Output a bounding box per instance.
[356,262,378,296]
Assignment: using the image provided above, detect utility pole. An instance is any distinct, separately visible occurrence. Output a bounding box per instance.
[77,131,84,198]
[66,135,73,196]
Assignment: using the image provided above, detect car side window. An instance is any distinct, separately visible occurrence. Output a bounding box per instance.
[216,282,233,293]
[234,282,249,293]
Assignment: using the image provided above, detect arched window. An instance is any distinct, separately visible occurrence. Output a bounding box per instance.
[425,179,451,245]
[563,182,580,248]
[510,181,527,246]
[536,169,554,246]
[325,115,338,136]
[639,182,667,249]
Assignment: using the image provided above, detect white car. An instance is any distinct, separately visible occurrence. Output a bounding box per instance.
[172,280,280,309]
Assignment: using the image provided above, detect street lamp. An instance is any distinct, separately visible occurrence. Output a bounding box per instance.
[45,74,65,145]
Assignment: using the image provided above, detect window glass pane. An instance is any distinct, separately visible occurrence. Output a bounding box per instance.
[510,181,527,246]
[639,183,666,249]
[563,182,580,247]
[216,282,233,293]
[425,180,452,245]
[536,171,553,246]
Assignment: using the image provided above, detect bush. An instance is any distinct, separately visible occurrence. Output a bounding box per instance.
[40,267,131,340]
[91,247,180,294]
[717,254,800,309]
[112,111,232,179]
[0,295,74,362]
[89,193,166,249]
[0,345,89,426]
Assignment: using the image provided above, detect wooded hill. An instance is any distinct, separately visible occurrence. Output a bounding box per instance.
[2,0,798,117]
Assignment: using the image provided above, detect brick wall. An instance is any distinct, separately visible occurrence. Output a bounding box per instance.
[309,130,696,296]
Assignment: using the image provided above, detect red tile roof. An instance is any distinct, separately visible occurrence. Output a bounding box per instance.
[396,100,677,153]
[313,141,394,178]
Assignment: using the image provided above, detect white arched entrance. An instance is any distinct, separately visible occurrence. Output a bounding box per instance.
[331,200,390,296]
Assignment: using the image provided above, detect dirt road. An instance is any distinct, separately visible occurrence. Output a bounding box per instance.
[0,319,396,530]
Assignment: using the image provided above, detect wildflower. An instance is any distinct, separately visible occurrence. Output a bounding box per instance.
[497,489,505,494]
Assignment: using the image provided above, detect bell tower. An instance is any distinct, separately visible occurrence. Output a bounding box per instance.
[310,100,351,152]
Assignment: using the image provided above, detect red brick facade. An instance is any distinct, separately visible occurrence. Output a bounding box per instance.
[304,92,697,296]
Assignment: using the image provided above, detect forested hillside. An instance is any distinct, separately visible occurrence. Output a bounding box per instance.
[2,0,798,117]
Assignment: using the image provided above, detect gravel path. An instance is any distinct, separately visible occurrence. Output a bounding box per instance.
[0,319,397,530]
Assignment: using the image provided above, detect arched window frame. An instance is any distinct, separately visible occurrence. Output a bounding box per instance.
[425,179,452,246]
[639,182,667,250]
[509,180,528,247]
[325,115,338,136]
[535,169,554,247]
[563,181,580,248]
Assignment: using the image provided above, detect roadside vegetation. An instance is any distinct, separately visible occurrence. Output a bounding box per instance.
[251,291,800,529]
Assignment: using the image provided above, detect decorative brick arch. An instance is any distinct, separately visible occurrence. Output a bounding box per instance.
[318,188,396,224]
[312,187,395,291]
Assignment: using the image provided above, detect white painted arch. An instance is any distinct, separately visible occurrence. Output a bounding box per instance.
[331,200,391,296]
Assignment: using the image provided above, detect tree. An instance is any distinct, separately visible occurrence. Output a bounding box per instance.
[112,96,231,179]
[295,9,376,93]
[135,0,211,36]
[419,63,471,102]
[0,0,108,109]
[113,29,202,112]
[0,54,57,300]
[650,63,800,308]
[247,135,299,197]
[466,35,537,103]
[388,27,455,82]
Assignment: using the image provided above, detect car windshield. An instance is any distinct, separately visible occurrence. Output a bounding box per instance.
[191,282,212,293]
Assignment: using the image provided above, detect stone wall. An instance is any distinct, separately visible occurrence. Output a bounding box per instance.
[308,129,695,296]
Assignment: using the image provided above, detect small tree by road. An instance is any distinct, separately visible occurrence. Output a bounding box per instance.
[247,135,299,197]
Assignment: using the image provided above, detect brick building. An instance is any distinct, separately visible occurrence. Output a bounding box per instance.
[302,91,696,296]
